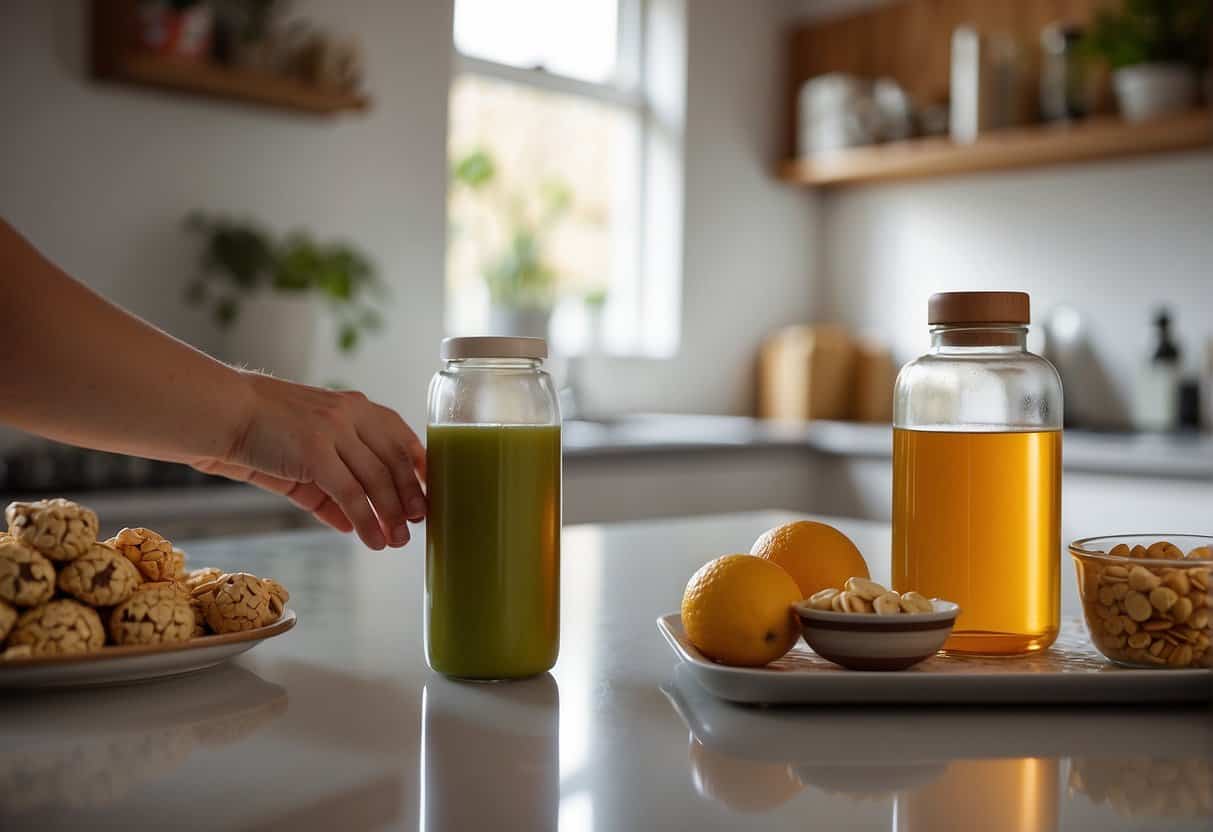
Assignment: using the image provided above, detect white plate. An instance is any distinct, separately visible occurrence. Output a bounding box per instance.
[0,609,296,689]
[658,614,1213,705]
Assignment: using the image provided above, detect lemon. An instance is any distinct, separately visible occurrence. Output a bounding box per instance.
[751,520,869,599]
[680,554,801,667]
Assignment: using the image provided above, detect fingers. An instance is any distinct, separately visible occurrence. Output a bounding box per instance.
[358,425,427,524]
[195,461,356,534]
[374,403,427,485]
[338,439,411,547]
[317,456,386,550]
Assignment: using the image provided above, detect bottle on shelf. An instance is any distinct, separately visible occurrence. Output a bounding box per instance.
[1131,309,1181,432]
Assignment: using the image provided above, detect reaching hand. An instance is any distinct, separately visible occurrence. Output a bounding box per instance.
[192,372,427,550]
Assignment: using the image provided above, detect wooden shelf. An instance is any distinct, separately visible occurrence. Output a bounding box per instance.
[109,53,370,116]
[89,0,369,117]
[780,110,1212,188]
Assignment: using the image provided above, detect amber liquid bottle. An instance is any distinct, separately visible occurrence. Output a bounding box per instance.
[892,292,1062,655]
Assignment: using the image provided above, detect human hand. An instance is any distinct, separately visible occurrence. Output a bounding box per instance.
[192,372,427,550]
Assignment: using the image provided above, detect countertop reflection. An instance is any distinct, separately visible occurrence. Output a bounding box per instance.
[1,511,1209,831]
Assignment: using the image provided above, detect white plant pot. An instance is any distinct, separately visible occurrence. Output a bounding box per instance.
[1113,63,1197,122]
[223,292,317,382]
[488,305,551,340]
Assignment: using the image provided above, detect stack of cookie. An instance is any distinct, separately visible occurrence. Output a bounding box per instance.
[0,498,289,658]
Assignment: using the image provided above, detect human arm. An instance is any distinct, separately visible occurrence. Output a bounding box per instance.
[0,218,425,549]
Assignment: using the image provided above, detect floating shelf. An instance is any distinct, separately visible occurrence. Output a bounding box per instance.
[107,53,370,116]
[780,110,1212,188]
[89,0,369,117]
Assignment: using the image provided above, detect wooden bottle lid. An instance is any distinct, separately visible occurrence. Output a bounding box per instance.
[928,291,1029,325]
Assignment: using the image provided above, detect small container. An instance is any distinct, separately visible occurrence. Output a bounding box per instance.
[425,337,561,680]
[893,292,1063,655]
[1070,534,1212,669]
[793,600,960,671]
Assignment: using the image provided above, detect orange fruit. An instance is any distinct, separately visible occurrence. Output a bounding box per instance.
[680,554,801,667]
[750,520,869,599]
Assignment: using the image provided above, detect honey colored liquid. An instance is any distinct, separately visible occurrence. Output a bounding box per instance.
[426,424,560,679]
[897,757,1059,832]
[893,428,1061,654]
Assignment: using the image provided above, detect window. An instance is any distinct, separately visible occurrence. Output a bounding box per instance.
[447,0,682,357]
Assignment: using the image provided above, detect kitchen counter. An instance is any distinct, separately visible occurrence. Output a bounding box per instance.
[3,512,1208,830]
[565,415,1213,480]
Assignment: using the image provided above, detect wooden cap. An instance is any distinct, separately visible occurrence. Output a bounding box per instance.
[928,292,1029,325]
[441,336,547,360]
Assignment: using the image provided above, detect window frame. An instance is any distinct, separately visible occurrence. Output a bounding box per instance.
[449,0,683,359]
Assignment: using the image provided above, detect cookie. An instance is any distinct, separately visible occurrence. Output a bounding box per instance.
[5,499,98,561]
[191,572,273,634]
[189,596,209,638]
[106,528,185,582]
[109,585,194,646]
[0,599,17,642]
[0,537,56,607]
[8,600,105,656]
[57,542,143,607]
[1,644,32,660]
[183,566,223,592]
[261,578,289,624]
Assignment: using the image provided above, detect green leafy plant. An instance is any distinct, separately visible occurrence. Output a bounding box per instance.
[449,148,572,310]
[185,214,384,354]
[1081,0,1210,70]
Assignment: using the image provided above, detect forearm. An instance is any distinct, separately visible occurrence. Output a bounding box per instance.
[0,219,250,464]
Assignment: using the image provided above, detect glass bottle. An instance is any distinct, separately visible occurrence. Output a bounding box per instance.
[426,337,561,679]
[892,292,1062,654]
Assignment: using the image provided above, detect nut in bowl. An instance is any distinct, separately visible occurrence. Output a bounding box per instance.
[1071,535,1212,670]
[794,578,960,671]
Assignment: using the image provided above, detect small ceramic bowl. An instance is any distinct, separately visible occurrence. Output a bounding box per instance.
[1070,534,1212,669]
[793,600,960,671]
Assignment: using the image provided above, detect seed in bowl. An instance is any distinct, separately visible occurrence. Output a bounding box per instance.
[803,579,936,615]
[1079,550,1212,668]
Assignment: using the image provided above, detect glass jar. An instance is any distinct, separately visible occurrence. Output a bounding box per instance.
[426,337,561,680]
[892,292,1062,655]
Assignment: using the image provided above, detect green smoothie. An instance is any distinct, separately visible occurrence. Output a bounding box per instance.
[425,423,561,679]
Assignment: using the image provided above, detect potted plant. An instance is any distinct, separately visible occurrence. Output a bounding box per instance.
[449,148,572,340]
[1082,0,1210,121]
[185,214,384,381]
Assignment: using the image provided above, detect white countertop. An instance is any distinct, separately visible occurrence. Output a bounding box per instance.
[2,512,1210,830]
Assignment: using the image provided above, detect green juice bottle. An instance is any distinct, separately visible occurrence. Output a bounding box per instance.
[425,337,561,680]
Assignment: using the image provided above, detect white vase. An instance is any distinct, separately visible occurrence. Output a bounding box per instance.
[1113,63,1197,122]
[223,292,317,382]
[488,306,552,340]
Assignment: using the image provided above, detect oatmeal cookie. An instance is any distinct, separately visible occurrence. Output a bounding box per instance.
[109,585,194,646]
[261,578,289,624]
[57,543,142,607]
[5,499,98,561]
[1,644,32,660]
[0,538,56,607]
[106,528,185,582]
[191,572,273,634]
[8,600,105,656]
[0,599,16,642]
[183,566,223,592]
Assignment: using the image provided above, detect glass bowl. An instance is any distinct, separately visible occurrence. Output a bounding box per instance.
[1070,534,1212,669]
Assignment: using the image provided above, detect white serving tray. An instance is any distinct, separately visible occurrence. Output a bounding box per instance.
[657,614,1212,705]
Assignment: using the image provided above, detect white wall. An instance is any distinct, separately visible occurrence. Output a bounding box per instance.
[817,153,1213,427]
[2,0,818,437]
[0,0,452,436]
[574,0,820,416]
